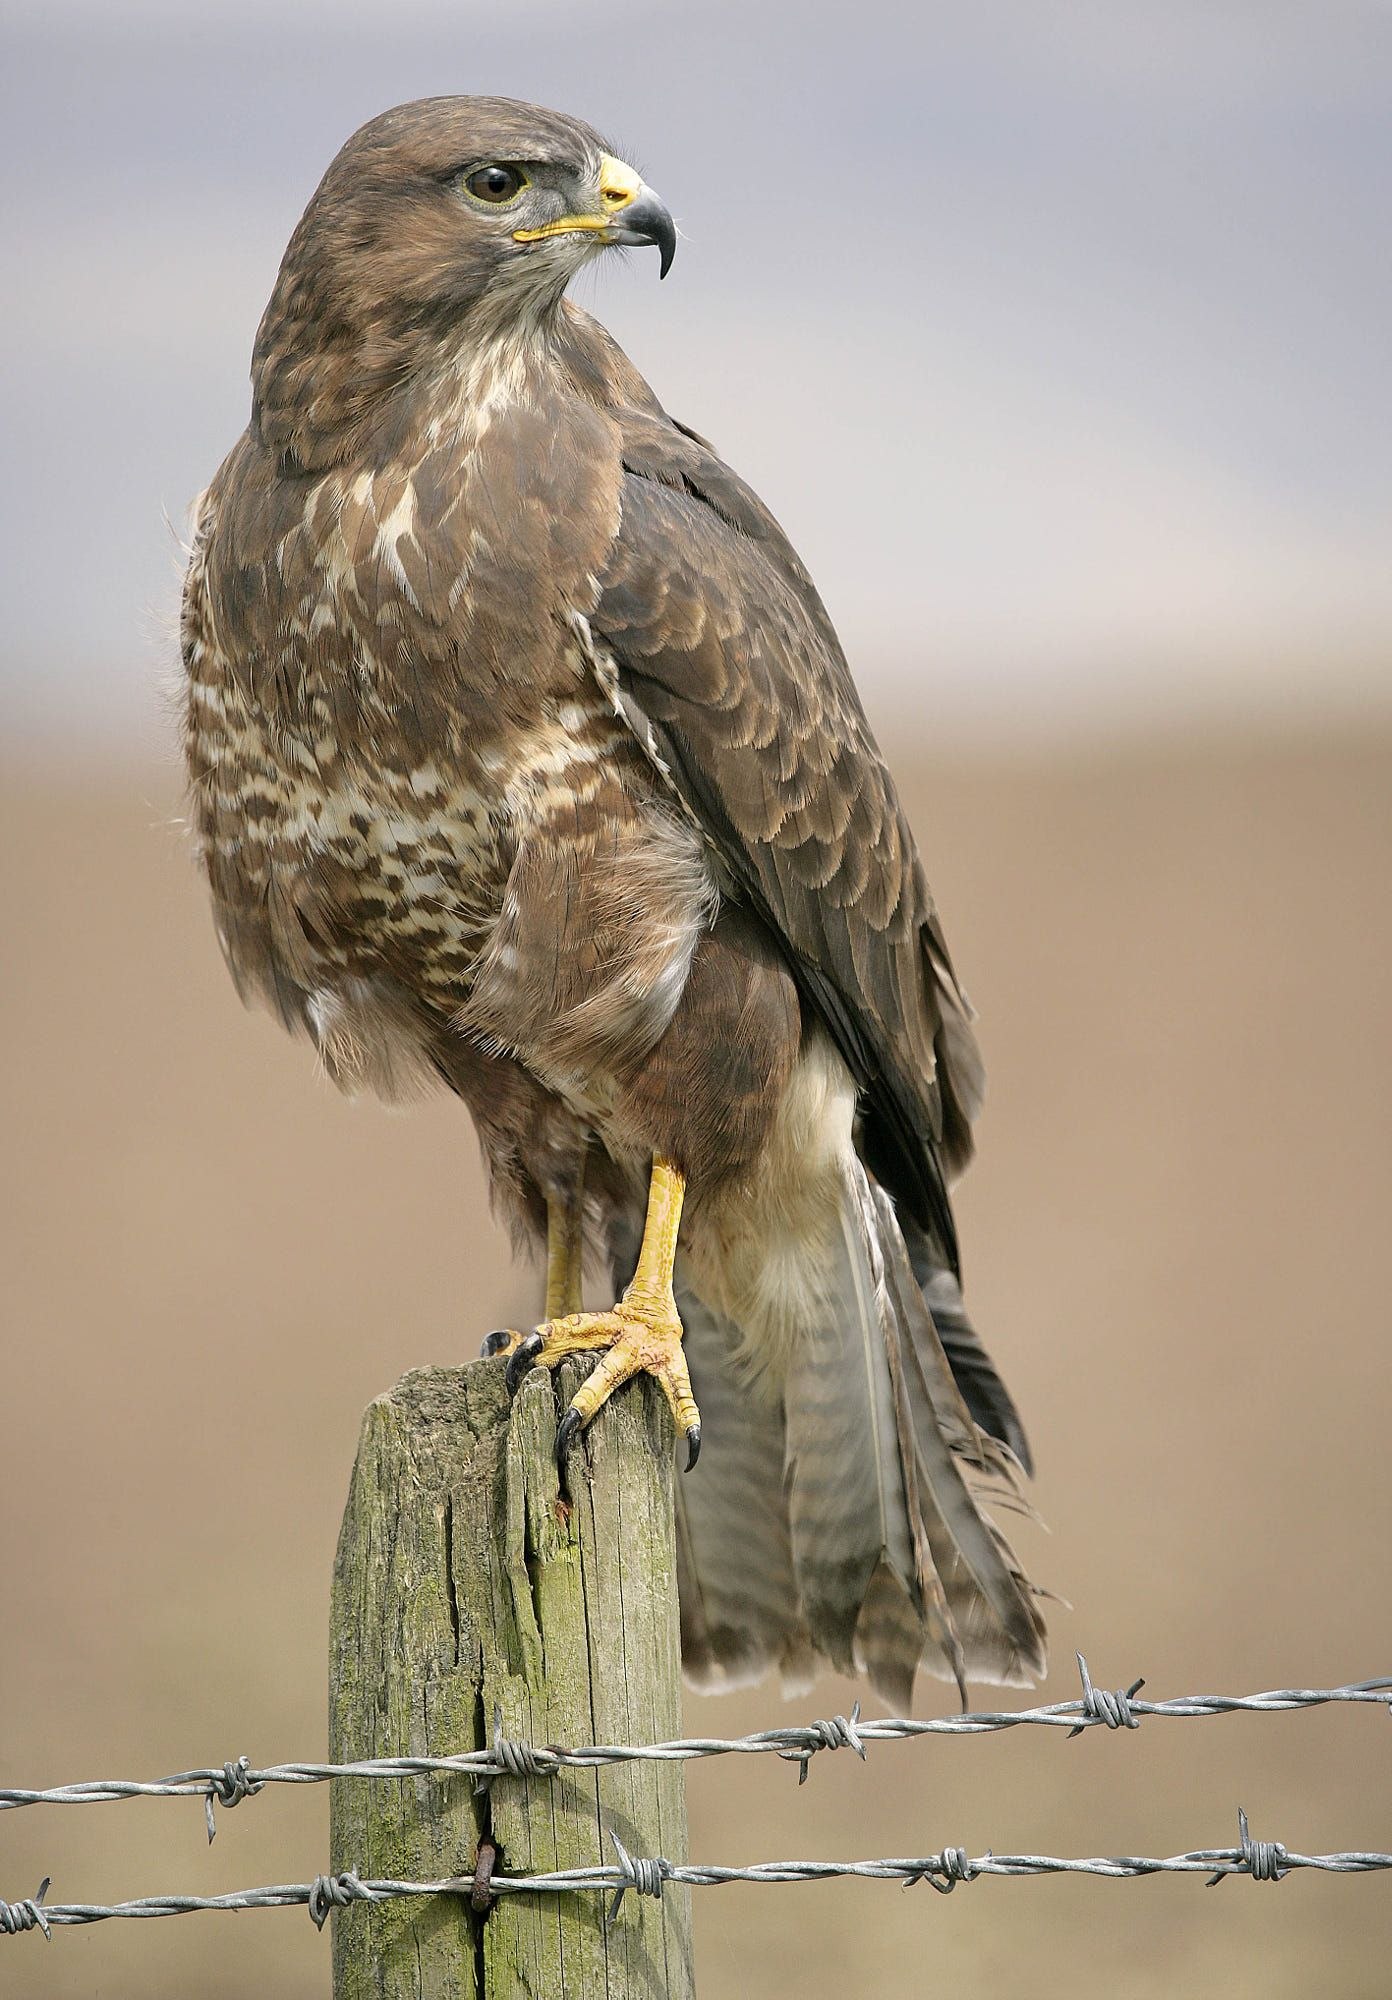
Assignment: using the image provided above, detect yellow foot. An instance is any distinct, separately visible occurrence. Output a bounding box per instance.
[483,1305,701,1471]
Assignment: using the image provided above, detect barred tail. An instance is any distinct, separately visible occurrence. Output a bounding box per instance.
[673,1157,1046,1709]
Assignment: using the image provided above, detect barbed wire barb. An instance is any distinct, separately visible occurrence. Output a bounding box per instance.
[0,1880,51,1940]
[1069,1654,1145,1737]
[777,1704,865,1784]
[204,1757,263,1842]
[902,1847,979,1894]
[607,1832,672,1920]
[306,1870,379,1931]
[473,1705,561,1795]
[1207,1809,1289,1888]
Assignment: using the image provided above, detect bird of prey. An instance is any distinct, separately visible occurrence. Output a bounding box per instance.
[182,96,1046,1706]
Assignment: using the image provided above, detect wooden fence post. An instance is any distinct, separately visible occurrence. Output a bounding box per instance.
[328,1357,693,1999]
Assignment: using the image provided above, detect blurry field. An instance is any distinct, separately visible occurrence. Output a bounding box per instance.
[2,728,1389,1997]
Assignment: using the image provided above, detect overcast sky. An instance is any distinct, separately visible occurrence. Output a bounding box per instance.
[3,0,1389,752]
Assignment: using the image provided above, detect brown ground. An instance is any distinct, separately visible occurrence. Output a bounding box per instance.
[2,730,1389,1998]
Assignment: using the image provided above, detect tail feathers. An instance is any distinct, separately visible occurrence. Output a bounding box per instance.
[671,1281,814,1693]
[672,1161,1046,1708]
[853,1561,928,1714]
[781,1178,919,1681]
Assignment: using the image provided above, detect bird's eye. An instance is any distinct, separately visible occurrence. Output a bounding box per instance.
[464,164,528,205]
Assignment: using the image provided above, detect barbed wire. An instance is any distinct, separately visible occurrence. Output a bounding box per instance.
[4,1813,1390,1942]
[3,1660,1387,1839]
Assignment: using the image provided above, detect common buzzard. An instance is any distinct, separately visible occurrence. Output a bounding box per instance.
[182,97,1045,1706]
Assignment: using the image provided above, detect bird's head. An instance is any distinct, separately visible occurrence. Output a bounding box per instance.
[251,96,675,469]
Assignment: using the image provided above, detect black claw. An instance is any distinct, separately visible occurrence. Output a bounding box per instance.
[684,1423,701,1471]
[505,1332,544,1398]
[480,1328,513,1359]
[555,1406,583,1470]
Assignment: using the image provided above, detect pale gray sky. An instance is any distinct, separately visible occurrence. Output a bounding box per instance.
[3,0,1389,751]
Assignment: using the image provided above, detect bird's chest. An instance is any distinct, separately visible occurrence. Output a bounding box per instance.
[191,643,636,1012]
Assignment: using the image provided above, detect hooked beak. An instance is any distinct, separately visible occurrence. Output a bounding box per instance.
[603,188,677,278]
[512,152,677,279]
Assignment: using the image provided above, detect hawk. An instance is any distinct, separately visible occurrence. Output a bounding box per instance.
[183,97,1046,1706]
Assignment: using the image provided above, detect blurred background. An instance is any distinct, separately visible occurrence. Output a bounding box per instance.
[2,1,1389,1994]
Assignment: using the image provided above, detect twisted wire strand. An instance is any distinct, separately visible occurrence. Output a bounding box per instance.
[3,1665,1387,1820]
[4,1821,1390,1936]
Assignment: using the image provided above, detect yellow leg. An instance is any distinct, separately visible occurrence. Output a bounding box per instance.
[495,1157,701,1470]
[480,1168,586,1359]
[544,1167,586,1321]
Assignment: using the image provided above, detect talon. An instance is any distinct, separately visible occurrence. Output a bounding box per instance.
[480,1328,514,1359]
[496,1161,701,1463]
[505,1331,544,1397]
[555,1405,583,1469]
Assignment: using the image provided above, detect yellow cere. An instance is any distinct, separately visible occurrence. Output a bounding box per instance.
[512,152,641,244]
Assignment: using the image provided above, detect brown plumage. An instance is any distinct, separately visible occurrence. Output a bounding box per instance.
[182,95,1046,1707]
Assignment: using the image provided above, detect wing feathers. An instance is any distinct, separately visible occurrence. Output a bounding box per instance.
[872,1184,1046,1684]
[594,406,979,1255]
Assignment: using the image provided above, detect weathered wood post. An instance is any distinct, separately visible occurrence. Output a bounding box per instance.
[329,1357,693,1998]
